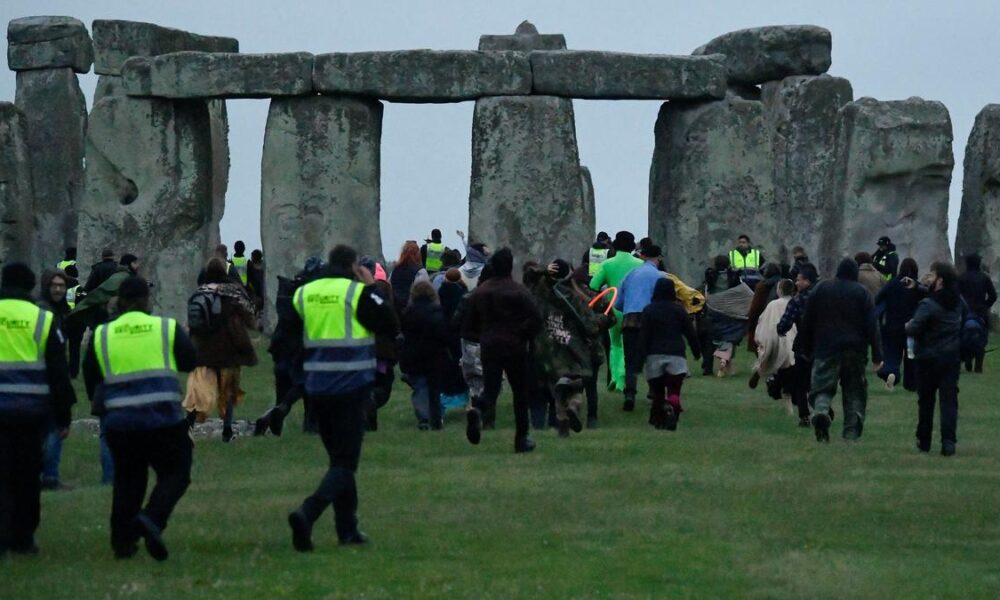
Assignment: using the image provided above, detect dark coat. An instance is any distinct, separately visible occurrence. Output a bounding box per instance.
[638,278,701,360]
[905,288,963,363]
[800,259,882,363]
[389,263,422,316]
[400,298,451,376]
[84,259,118,292]
[461,275,543,359]
[530,278,602,380]
[958,268,997,320]
[875,278,925,334]
[191,292,258,369]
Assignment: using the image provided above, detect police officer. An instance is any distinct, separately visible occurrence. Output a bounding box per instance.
[56,246,77,272]
[230,240,249,287]
[588,231,613,278]
[0,263,75,556]
[82,276,197,561]
[873,236,899,281]
[421,229,446,274]
[287,245,398,552]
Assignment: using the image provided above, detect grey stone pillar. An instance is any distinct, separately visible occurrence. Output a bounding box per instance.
[0,102,35,267]
[469,95,588,268]
[8,16,92,269]
[762,75,853,276]
[261,95,384,313]
[78,95,214,320]
[832,97,953,270]
[580,165,596,244]
[648,95,776,283]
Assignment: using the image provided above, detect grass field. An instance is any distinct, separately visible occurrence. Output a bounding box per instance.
[2,340,999,599]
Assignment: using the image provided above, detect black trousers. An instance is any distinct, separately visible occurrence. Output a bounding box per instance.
[480,351,531,438]
[789,355,812,420]
[299,387,368,539]
[621,326,642,400]
[106,422,192,552]
[367,366,394,431]
[916,359,960,447]
[0,423,45,552]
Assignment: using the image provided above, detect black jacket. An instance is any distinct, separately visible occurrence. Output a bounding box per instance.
[400,299,451,376]
[461,275,543,358]
[800,260,882,363]
[84,259,118,292]
[388,263,422,316]
[905,289,963,363]
[0,289,76,428]
[958,268,997,319]
[875,278,925,335]
[872,246,899,280]
[638,279,701,360]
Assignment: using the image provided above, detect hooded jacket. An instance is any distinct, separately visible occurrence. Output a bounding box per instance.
[905,286,963,362]
[799,259,882,363]
[638,278,701,360]
[958,255,997,318]
[530,276,603,380]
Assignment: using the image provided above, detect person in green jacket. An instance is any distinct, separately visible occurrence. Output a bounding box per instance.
[589,231,643,394]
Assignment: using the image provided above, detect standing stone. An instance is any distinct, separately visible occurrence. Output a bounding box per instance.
[14,68,87,268]
[261,96,383,313]
[648,95,776,283]
[7,16,93,73]
[580,165,596,242]
[469,96,589,266]
[832,97,953,270]
[79,95,214,320]
[693,25,831,86]
[762,75,853,276]
[207,99,229,250]
[0,103,34,267]
[955,105,1000,320]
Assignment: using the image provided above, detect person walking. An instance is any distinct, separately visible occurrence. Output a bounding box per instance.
[586,231,614,280]
[230,240,249,287]
[874,258,924,391]
[359,256,397,432]
[247,249,266,320]
[799,258,883,442]
[614,244,667,411]
[36,270,73,491]
[0,263,76,557]
[873,236,899,281]
[745,263,782,386]
[905,262,963,456]
[750,279,797,392]
[56,247,77,272]
[455,230,490,290]
[461,248,543,452]
[958,253,997,372]
[855,252,885,299]
[639,278,701,430]
[182,258,259,442]
[590,231,643,393]
[420,229,449,275]
[777,262,819,427]
[399,281,451,430]
[82,276,197,560]
[389,241,428,318]
[84,248,118,292]
[286,245,398,552]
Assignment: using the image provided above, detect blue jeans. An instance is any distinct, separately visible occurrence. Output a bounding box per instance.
[409,375,442,428]
[99,417,115,485]
[41,426,63,482]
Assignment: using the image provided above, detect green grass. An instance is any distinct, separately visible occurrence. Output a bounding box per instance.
[3,338,1000,599]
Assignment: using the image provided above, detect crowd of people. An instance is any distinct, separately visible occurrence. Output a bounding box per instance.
[0,226,993,560]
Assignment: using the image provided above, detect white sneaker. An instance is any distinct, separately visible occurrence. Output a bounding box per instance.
[886,373,896,391]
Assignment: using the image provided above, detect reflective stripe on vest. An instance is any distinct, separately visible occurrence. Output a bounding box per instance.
[0,300,53,413]
[56,260,76,271]
[425,242,445,272]
[66,285,80,310]
[588,248,609,276]
[729,249,761,270]
[231,256,249,285]
[875,252,896,281]
[294,277,375,395]
[96,312,180,410]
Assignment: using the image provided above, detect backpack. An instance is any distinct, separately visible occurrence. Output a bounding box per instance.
[187,288,223,335]
[960,314,988,361]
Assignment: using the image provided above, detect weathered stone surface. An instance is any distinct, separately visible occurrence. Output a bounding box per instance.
[693,25,831,86]
[530,51,727,100]
[7,16,93,72]
[648,96,776,283]
[479,20,567,51]
[261,96,383,313]
[832,97,953,270]
[762,75,853,276]
[313,51,531,102]
[469,96,589,267]
[0,103,34,267]
[207,99,229,251]
[955,105,1000,317]
[92,19,238,75]
[15,68,87,268]
[121,52,314,98]
[79,95,215,320]
[580,165,596,243]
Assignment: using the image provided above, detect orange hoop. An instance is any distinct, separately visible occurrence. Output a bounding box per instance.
[588,286,618,316]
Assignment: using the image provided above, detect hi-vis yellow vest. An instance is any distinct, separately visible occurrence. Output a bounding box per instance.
[0,299,53,418]
[95,311,180,410]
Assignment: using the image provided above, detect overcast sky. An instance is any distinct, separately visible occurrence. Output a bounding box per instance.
[3,0,997,262]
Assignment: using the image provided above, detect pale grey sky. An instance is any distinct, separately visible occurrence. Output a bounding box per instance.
[3,0,997,264]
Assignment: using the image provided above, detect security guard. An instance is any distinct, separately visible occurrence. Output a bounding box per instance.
[588,232,613,277]
[230,240,249,286]
[728,234,764,287]
[873,236,899,281]
[56,246,77,272]
[82,276,196,561]
[287,244,398,552]
[0,263,75,557]
[422,229,446,274]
